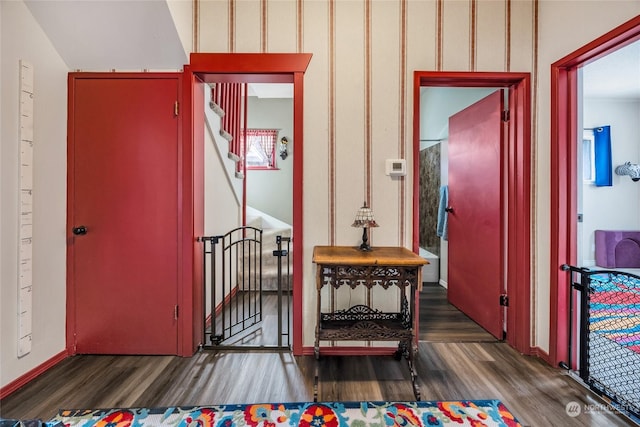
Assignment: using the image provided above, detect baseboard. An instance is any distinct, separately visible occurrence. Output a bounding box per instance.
[302,346,398,357]
[530,346,552,365]
[439,279,448,288]
[0,350,68,399]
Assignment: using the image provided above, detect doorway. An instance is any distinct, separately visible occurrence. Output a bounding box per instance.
[413,72,532,355]
[550,15,640,368]
[187,53,311,355]
[201,81,295,349]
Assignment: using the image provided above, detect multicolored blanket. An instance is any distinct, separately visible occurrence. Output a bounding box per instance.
[589,273,640,354]
[43,400,521,427]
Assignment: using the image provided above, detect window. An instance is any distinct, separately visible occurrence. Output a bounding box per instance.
[582,129,595,183]
[243,129,279,170]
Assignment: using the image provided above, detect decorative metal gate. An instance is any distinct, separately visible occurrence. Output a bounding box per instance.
[562,265,640,421]
[198,227,291,350]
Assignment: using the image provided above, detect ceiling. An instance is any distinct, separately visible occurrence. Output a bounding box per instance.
[582,40,640,99]
[248,83,293,99]
[24,0,187,71]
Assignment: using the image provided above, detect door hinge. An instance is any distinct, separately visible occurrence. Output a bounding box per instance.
[174,101,179,117]
[174,305,179,319]
[499,294,509,307]
[502,110,510,122]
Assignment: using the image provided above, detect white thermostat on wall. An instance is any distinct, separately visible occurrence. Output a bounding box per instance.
[385,159,406,176]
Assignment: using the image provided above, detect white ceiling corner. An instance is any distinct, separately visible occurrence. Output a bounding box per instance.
[248,83,293,99]
[24,0,187,71]
[582,40,640,99]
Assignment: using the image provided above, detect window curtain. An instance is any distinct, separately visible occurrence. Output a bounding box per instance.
[245,129,278,168]
[594,125,612,187]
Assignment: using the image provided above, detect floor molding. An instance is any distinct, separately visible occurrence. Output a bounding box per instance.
[0,350,68,400]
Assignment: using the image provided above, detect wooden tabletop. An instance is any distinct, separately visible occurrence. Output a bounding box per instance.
[312,245,427,266]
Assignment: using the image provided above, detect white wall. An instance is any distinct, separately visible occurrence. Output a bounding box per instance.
[1,1,69,389]
[581,98,640,264]
[166,0,193,57]
[246,96,294,226]
[203,92,242,319]
[204,109,242,238]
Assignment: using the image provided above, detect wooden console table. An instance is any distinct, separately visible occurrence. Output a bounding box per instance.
[312,245,427,401]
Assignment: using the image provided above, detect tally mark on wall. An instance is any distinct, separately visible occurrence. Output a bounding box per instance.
[18,60,34,357]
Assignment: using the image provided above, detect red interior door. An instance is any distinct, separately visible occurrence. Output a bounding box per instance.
[70,76,179,354]
[447,90,504,339]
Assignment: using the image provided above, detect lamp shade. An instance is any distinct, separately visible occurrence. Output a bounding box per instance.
[351,202,379,228]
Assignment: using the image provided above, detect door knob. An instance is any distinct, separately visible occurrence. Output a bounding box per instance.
[72,226,87,235]
[445,207,454,213]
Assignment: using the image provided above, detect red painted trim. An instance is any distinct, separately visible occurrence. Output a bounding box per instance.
[190,53,312,74]
[185,54,311,356]
[292,71,305,355]
[529,347,551,365]
[242,83,248,226]
[412,71,532,355]
[549,16,640,368]
[411,73,422,254]
[0,350,68,399]
[417,71,530,87]
[66,74,77,355]
[301,346,397,357]
[186,67,205,356]
[553,16,640,69]
[508,76,532,354]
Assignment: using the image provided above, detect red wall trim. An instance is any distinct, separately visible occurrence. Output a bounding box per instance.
[189,53,312,74]
[292,71,305,355]
[553,16,640,69]
[66,73,77,355]
[181,66,204,356]
[530,346,551,365]
[549,15,640,367]
[0,350,68,399]
[412,71,532,355]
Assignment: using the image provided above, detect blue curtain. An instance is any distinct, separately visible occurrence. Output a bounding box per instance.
[594,125,612,187]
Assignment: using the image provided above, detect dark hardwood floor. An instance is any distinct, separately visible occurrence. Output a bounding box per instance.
[1,284,637,426]
[419,282,498,342]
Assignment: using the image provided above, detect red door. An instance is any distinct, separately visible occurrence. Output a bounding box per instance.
[447,90,504,339]
[70,76,180,354]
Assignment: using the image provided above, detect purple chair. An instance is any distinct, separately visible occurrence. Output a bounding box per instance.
[595,230,640,268]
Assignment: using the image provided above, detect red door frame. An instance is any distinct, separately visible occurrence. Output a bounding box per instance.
[184,53,312,356]
[413,72,532,355]
[549,16,640,367]
[66,72,183,355]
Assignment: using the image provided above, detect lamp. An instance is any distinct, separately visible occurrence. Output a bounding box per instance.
[615,162,640,182]
[351,201,379,251]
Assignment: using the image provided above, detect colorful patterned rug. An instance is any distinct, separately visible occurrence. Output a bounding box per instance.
[40,400,522,427]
